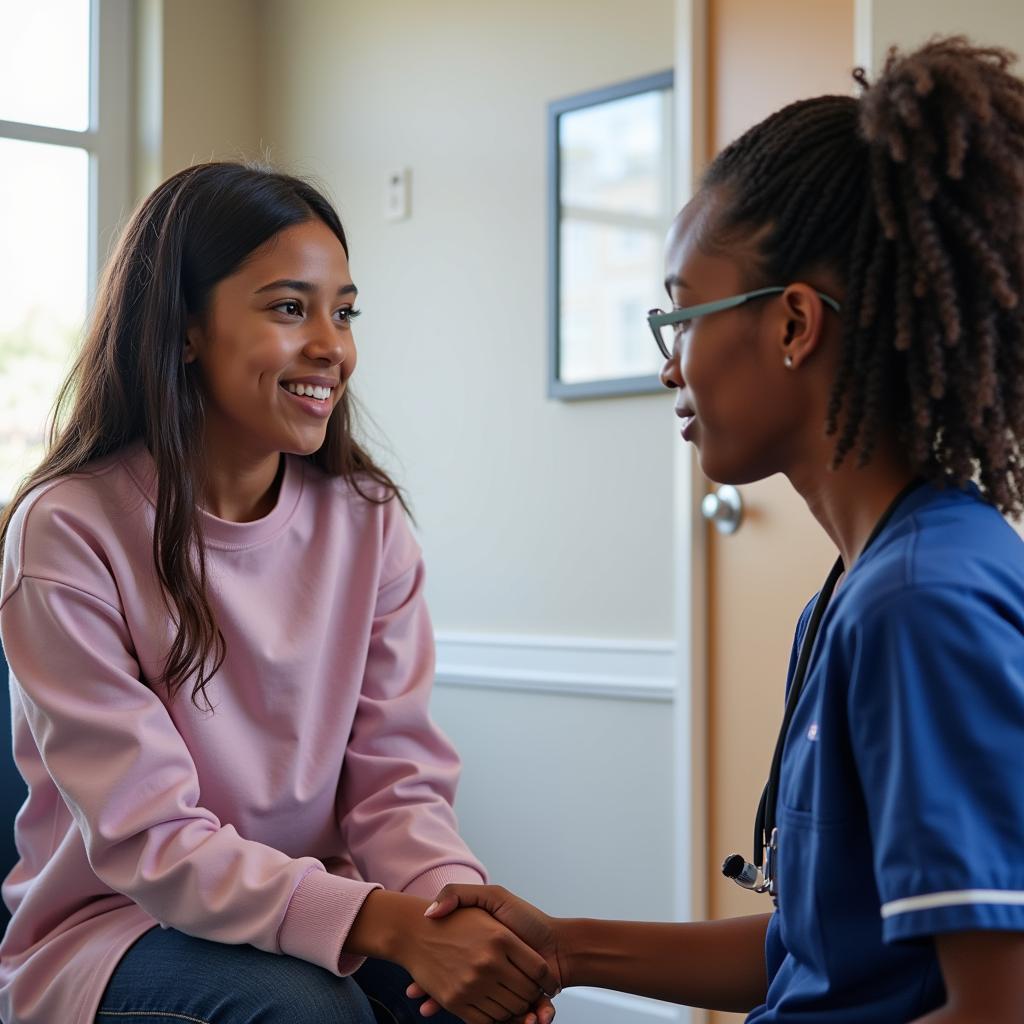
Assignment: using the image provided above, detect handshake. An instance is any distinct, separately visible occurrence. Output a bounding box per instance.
[352,874,771,1021]
[361,883,563,1024]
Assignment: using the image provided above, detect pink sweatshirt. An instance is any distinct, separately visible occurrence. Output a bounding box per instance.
[0,444,486,1024]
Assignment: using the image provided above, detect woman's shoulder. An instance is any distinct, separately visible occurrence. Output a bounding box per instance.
[13,445,146,525]
[296,459,420,581]
[297,458,407,516]
[3,447,148,598]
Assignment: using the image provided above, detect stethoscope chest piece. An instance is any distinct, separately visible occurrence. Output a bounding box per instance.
[721,827,777,898]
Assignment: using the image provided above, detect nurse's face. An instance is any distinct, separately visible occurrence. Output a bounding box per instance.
[184,218,358,463]
[658,191,821,485]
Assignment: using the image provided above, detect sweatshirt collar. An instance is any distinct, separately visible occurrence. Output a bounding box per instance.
[122,443,303,550]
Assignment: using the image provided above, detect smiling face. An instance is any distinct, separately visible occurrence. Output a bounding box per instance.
[659,190,841,485]
[184,217,358,467]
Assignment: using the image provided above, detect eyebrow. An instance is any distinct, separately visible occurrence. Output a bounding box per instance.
[255,278,358,297]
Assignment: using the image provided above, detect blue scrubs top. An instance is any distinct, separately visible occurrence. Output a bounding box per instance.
[747,482,1024,1022]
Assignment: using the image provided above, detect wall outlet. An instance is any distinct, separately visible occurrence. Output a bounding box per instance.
[385,168,411,221]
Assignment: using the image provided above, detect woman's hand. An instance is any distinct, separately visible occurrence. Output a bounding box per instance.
[405,884,564,1023]
[347,890,559,1024]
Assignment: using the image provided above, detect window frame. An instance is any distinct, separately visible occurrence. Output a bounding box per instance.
[547,69,675,401]
[0,0,132,500]
[0,0,133,303]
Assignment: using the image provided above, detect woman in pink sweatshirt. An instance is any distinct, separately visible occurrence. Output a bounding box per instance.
[0,162,557,1024]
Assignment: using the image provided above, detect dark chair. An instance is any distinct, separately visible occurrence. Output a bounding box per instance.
[1,642,27,936]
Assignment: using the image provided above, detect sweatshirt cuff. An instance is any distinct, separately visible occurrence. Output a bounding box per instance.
[402,863,488,901]
[278,867,382,976]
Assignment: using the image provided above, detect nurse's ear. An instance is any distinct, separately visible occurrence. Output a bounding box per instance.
[777,284,832,371]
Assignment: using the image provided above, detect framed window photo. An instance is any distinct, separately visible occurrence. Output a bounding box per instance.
[548,70,675,400]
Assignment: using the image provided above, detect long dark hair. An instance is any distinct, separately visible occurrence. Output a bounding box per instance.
[0,162,408,710]
[700,37,1024,514]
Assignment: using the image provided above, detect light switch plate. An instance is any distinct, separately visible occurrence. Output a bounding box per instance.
[385,168,411,222]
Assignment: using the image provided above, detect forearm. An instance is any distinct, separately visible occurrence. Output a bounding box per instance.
[910,930,1024,1024]
[346,889,430,963]
[559,913,771,1012]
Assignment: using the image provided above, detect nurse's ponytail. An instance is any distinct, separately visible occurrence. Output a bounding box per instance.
[701,36,1024,515]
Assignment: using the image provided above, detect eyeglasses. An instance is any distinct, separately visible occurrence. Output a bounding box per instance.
[646,286,842,361]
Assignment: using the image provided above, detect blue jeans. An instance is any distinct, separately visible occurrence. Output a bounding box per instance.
[95,925,466,1024]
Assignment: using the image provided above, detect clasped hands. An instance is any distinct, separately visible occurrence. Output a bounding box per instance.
[407,885,563,1024]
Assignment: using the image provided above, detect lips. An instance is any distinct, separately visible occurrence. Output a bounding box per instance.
[277,372,342,421]
[676,405,697,440]
[278,374,341,409]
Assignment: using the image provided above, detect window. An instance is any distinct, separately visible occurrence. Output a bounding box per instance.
[548,71,675,399]
[0,0,131,498]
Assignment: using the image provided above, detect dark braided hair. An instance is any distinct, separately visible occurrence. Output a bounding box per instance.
[700,36,1024,515]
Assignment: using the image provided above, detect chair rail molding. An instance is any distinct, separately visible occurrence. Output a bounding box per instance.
[434,631,676,703]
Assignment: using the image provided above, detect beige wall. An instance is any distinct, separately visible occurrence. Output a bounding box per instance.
[135,0,263,197]
[256,0,677,639]
[866,0,1024,69]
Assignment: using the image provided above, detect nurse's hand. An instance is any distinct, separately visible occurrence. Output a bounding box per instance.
[407,884,564,1022]
[347,889,558,1024]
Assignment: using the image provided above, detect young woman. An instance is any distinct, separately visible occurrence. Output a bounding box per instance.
[0,163,556,1024]
[413,37,1024,1024]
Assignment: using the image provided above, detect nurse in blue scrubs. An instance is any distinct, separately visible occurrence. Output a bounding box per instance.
[408,36,1024,1024]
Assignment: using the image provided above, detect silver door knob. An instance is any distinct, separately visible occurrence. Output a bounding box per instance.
[701,485,743,535]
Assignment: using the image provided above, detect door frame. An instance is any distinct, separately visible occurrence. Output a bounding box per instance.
[672,0,711,969]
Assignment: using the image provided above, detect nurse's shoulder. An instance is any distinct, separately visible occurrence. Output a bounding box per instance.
[839,482,1024,630]
[902,483,1024,596]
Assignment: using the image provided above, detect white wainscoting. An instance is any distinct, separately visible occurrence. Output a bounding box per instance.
[435,632,676,702]
[432,632,689,1024]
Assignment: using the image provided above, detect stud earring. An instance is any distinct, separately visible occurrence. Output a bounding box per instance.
[784,354,794,368]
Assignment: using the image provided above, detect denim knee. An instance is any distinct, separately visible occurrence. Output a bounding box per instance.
[236,956,376,1023]
[97,927,376,1024]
